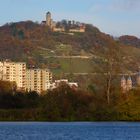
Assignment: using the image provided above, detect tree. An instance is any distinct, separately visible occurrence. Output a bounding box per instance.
[94,40,122,104]
[0,81,14,94]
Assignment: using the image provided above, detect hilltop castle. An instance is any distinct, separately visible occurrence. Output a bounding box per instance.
[46,12,52,27]
[121,73,140,92]
[42,12,86,33]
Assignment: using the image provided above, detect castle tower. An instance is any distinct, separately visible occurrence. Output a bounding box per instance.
[46,12,52,27]
[126,76,132,91]
[137,72,140,86]
[121,76,127,92]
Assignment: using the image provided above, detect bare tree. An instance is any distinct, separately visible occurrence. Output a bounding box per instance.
[93,40,122,104]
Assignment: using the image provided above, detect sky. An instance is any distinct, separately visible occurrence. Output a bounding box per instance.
[0,0,140,37]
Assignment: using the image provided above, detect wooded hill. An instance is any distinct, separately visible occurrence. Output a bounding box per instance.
[119,35,140,48]
[0,21,140,74]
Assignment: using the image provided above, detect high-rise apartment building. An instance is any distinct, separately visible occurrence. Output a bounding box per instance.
[26,69,52,94]
[0,60,26,90]
[0,60,53,93]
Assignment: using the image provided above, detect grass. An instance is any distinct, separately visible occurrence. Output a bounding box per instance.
[45,58,94,75]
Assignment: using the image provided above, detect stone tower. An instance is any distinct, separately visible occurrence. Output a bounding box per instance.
[46,12,51,27]
[126,76,132,91]
[121,76,127,92]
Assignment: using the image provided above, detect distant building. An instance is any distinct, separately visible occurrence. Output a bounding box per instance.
[26,69,52,94]
[137,72,140,86]
[121,76,127,92]
[120,74,140,92]
[52,27,65,32]
[0,60,26,91]
[126,76,133,91]
[43,12,86,33]
[69,25,86,33]
[50,79,78,90]
[0,60,79,94]
[46,12,52,27]
[0,60,53,93]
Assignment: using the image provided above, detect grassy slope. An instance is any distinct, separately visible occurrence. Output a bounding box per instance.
[47,58,93,75]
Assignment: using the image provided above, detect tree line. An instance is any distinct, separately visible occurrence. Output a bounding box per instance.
[0,80,140,121]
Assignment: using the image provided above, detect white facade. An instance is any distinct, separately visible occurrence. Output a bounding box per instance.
[50,79,78,90]
[0,61,26,90]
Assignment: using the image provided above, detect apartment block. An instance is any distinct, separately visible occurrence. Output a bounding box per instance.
[0,60,26,90]
[26,69,52,94]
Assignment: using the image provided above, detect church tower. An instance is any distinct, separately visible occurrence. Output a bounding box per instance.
[46,12,52,27]
[126,76,132,91]
[121,76,127,92]
[137,72,140,86]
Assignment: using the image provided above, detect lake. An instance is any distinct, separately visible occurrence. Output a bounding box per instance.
[0,122,139,140]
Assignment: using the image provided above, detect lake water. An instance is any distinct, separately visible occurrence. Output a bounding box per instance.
[0,122,140,140]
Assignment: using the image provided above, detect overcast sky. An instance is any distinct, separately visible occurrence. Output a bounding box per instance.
[0,0,140,37]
